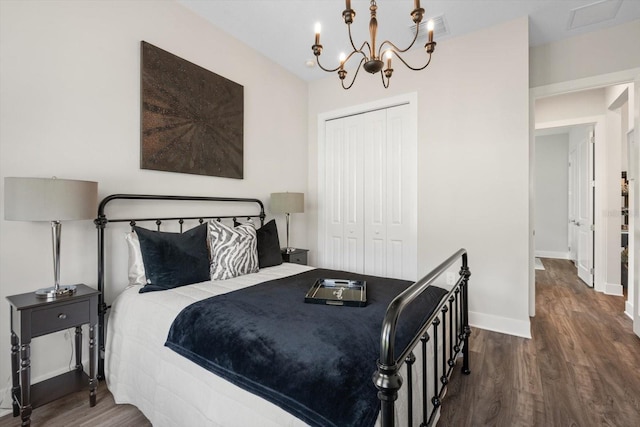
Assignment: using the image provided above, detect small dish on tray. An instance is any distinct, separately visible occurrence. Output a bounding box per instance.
[304,278,367,307]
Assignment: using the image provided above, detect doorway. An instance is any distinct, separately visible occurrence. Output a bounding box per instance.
[529,69,640,340]
[535,123,595,287]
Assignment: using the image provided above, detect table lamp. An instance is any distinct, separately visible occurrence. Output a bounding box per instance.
[4,177,98,298]
[270,192,304,253]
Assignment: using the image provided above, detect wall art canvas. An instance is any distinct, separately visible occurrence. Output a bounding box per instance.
[141,41,244,179]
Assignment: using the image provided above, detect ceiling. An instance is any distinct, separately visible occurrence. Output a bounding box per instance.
[178,0,640,82]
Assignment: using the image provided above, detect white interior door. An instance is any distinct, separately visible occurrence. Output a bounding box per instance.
[576,126,595,286]
[323,115,364,272]
[363,105,418,280]
[568,146,578,262]
[319,97,417,281]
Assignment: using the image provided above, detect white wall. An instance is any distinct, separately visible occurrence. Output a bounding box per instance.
[535,134,569,258]
[308,17,531,338]
[530,19,640,88]
[0,0,308,407]
[536,88,606,123]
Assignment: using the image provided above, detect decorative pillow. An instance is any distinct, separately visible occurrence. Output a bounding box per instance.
[135,223,210,293]
[208,220,258,280]
[125,232,147,286]
[256,219,283,268]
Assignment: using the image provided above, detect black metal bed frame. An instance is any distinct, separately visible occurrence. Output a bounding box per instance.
[94,193,470,427]
[374,249,471,427]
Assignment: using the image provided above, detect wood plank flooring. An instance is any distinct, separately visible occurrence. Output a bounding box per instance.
[1,258,638,426]
[439,258,640,427]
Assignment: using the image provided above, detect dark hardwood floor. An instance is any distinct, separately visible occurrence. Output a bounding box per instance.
[440,258,640,426]
[1,258,638,426]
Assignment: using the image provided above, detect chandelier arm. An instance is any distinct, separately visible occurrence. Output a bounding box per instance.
[347,24,361,54]
[316,56,343,73]
[392,51,433,71]
[380,70,390,89]
[341,57,366,90]
[378,32,419,57]
[344,49,368,66]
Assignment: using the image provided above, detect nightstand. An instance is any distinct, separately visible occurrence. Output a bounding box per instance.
[281,248,309,265]
[7,284,100,426]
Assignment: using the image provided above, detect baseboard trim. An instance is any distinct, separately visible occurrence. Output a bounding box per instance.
[535,250,571,260]
[604,282,623,296]
[625,300,634,319]
[469,311,532,339]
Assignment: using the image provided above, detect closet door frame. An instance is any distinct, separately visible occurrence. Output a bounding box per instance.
[317,93,418,280]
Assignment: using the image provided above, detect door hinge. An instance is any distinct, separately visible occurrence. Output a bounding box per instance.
[591,180,596,187]
[590,267,594,275]
[590,224,595,231]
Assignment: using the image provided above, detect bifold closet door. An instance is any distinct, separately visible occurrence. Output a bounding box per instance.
[321,104,417,280]
[364,105,417,280]
[324,114,365,273]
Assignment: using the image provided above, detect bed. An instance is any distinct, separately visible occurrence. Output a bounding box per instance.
[95,194,471,427]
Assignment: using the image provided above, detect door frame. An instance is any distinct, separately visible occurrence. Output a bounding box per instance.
[317,92,418,271]
[529,68,640,318]
[535,119,602,289]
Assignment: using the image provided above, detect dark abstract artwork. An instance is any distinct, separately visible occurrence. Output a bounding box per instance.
[141,41,244,179]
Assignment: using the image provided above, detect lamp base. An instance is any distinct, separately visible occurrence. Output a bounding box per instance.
[35,285,77,299]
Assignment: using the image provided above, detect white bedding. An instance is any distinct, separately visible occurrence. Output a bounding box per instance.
[106,263,443,426]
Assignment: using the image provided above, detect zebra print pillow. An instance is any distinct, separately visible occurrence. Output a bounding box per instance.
[208,220,259,280]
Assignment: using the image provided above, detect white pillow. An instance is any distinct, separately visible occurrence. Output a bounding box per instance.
[208,220,258,280]
[125,231,148,286]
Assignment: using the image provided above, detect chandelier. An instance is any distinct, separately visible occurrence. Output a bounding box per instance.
[311,0,436,89]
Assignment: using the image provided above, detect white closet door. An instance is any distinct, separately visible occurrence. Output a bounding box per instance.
[363,109,388,277]
[321,101,417,280]
[324,115,364,272]
[385,104,417,280]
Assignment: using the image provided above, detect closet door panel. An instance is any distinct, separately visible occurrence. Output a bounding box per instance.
[364,110,388,275]
[324,119,345,269]
[323,115,364,272]
[386,104,417,280]
[343,115,365,273]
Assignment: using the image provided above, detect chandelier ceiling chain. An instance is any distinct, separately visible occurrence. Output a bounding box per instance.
[312,0,436,90]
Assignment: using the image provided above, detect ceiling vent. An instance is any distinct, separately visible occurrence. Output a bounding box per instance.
[567,0,622,30]
[409,14,449,43]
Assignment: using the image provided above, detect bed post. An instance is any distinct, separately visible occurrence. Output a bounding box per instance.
[460,253,471,375]
[94,210,108,380]
[93,204,110,380]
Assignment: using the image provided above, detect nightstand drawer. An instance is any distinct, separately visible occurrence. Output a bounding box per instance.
[289,253,307,265]
[282,249,309,265]
[31,301,89,337]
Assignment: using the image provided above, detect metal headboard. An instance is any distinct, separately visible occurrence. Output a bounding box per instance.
[93,193,266,379]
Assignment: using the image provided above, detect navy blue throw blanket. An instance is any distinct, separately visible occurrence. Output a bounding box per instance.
[165,269,447,427]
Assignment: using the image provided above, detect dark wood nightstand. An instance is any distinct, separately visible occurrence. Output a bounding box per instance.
[281,248,309,265]
[7,284,100,426]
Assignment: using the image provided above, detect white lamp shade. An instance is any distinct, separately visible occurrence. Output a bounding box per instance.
[4,177,98,221]
[270,192,304,214]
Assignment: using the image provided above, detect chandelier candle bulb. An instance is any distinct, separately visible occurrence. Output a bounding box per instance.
[314,23,321,45]
[339,52,346,68]
[385,51,392,69]
[427,19,434,43]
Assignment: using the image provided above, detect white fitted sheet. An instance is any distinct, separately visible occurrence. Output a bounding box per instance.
[106,263,442,426]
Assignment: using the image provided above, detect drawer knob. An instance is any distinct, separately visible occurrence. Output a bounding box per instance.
[58,313,67,320]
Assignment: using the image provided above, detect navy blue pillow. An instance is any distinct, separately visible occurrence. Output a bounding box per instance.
[135,223,210,293]
[256,219,283,268]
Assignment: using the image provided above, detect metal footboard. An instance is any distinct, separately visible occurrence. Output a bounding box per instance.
[373,249,471,427]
